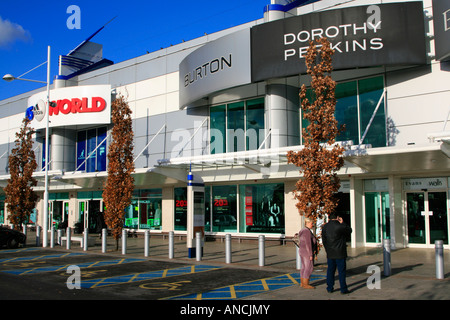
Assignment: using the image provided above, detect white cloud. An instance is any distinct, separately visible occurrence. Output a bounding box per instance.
[0,16,31,48]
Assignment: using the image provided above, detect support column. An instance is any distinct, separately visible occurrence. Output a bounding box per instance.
[350,177,364,248]
[265,82,300,149]
[389,175,404,249]
[187,171,205,258]
[51,128,76,172]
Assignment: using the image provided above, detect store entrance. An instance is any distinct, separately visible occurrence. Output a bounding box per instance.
[49,201,69,230]
[365,192,390,244]
[78,200,104,233]
[406,191,449,247]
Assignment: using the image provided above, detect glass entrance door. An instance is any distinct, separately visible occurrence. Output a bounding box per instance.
[79,200,88,230]
[79,200,102,233]
[87,200,101,233]
[49,201,69,230]
[365,192,390,244]
[428,192,448,245]
[407,192,449,246]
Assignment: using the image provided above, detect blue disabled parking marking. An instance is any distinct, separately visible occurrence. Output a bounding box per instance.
[81,265,222,289]
[1,258,145,275]
[0,252,86,264]
[0,247,40,254]
[164,273,326,300]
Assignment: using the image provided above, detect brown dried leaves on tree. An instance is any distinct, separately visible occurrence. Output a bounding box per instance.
[103,95,135,249]
[287,38,345,225]
[5,117,38,230]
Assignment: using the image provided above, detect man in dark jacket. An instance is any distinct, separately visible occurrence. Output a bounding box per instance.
[322,212,352,294]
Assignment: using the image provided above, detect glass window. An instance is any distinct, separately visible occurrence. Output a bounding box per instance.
[87,129,97,172]
[335,81,358,143]
[239,183,284,234]
[358,77,386,147]
[205,186,211,232]
[0,199,4,224]
[210,105,226,154]
[130,189,163,230]
[174,187,187,231]
[212,185,237,232]
[246,98,265,151]
[97,127,107,172]
[42,138,51,171]
[210,97,265,154]
[124,200,139,229]
[76,127,107,172]
[227,101,245,152]
[300,76,386,147]
[76,131,86,171]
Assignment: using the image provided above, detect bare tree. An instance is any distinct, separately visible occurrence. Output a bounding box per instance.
[103,95,135,250]
[5,117,38,230]
[287,38,345,227]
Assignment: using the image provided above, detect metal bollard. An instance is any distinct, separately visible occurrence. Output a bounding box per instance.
[225,234,232,264]
[383,238,391,276]
[144,230,150,257]
[102,228,107,253]
[296,246,301,270]
[83,228,88,251]
[36,225,41,247]
[122,229,127,255]
[22,224,27,238]
[66,227,71,250]
[259,235,265,267]
[50,225,55,248]
[435,240,444,280]
[22,225,27,247]
[169,231,174,259]
[196,232,202,262]
[57,229,62,246]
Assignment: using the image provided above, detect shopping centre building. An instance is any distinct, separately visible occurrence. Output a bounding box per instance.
[1,0,449,250]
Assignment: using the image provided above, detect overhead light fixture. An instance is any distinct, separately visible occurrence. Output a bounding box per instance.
[2,74,15,82]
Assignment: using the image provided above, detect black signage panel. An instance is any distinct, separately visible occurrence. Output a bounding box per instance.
[433,0,450,61]
[251,2,427,82]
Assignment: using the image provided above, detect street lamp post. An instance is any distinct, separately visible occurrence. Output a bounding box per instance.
[43,46,50,247]
[3,46,51,248]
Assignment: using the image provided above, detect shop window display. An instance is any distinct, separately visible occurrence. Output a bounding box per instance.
[212,185,237,232]
[124,189,162,230]
[239,183,284,234]
[174,187,187,231]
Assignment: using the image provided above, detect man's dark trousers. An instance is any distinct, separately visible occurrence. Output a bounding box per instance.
[326,258,348,293]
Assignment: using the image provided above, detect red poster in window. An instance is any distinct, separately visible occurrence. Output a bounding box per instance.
[246,215,253,226]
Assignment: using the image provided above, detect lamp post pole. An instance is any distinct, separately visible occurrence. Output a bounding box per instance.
[43,46,50,247]
[2,46,51,248]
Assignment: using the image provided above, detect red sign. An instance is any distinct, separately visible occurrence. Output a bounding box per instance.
[214,199,228,207]
[49,97,107,116]
[176,200,188,207]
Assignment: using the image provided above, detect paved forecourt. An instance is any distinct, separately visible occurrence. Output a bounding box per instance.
[0,246,322,300]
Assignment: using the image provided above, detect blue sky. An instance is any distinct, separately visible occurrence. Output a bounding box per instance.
[0,0,269,101]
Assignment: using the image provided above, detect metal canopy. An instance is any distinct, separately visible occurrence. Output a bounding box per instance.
[345,143,450,175]
[1,142,449,194]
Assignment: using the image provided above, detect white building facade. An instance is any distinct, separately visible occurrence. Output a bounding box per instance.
[1,0,450,250]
